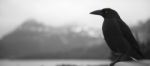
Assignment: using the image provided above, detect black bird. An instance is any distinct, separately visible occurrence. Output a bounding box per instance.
[90,8,144,66]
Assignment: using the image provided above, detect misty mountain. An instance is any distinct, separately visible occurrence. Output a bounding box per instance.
[0,19,110,59]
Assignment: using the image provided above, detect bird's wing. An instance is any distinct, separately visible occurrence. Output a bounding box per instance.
[117,19,144,58]
[118,20,139,49]
[102,19,132,53]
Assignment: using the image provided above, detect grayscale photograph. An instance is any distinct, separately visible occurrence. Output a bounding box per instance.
[0,0,150,66]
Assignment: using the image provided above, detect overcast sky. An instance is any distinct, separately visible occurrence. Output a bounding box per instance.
[0,0,150,38]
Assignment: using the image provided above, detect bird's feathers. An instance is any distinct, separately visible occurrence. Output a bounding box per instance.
[90,8,144,59]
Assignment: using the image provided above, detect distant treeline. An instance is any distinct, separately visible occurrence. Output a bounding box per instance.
[133,19,150,59]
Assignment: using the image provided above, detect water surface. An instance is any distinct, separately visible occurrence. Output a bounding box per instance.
[0,59,110,66]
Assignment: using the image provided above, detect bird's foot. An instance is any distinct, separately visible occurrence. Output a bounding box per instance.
[130,57,138,61]
[110,60,121,66]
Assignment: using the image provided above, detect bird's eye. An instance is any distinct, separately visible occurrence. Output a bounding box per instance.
[104,11,108,14]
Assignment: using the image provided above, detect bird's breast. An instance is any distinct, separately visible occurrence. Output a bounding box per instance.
[102,19,121,34]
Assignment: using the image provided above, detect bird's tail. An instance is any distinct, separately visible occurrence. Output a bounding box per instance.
[136,50,145,59]
[131,49,145,60]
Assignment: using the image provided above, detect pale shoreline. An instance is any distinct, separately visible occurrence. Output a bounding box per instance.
[0,59,150,66]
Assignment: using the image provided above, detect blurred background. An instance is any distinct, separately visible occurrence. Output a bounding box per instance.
[0,0,150,66]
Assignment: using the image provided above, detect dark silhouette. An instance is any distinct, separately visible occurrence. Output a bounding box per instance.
[90,8,144,66]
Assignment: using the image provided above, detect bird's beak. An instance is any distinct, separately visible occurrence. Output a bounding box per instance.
[90,10,102,15]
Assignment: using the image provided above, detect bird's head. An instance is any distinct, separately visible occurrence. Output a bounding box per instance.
[90,8,119,18]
